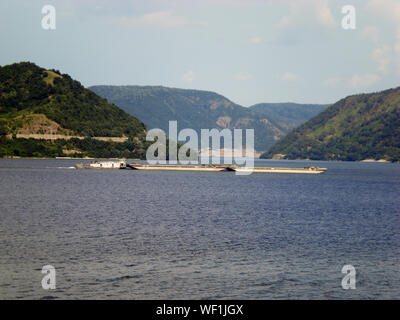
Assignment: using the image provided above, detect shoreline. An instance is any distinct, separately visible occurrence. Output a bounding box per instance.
[359,159,391,163]
[0,156,142,160]
[261,158,397,164]
[1,156,398,164]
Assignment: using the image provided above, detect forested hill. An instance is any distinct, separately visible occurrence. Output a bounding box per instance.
[89,85,288,152]
[0,62,147,158]
[249,103,330,131]
[261,87,400,162]
[0,62,146,137]
[90,86,330,153]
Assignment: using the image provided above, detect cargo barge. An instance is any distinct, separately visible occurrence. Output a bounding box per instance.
[126,163,327,174]
[75,161,327,174]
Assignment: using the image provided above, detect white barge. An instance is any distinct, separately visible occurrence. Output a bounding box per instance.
[75,160,126,169]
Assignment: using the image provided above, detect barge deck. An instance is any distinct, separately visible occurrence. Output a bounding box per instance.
[126,163,327,174]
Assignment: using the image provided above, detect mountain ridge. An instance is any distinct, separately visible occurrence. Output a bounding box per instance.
[249,102,330,131]
[261,86,400,162]
[90,85,328,152]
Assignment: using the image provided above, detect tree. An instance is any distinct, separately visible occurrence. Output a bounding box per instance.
[0,122,8,137]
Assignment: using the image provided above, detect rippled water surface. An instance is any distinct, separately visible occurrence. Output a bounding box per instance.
[0,158,399,299]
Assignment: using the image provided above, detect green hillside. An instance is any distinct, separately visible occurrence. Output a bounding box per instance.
[261,87,400,162]
[249,102,330,131]
[90,85,287,152]
[0,62,147,158]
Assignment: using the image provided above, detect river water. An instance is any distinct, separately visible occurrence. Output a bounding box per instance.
[0,158,399,299]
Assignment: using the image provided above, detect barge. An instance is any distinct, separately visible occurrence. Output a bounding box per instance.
[75,160,126,169]
[126,163,327,174]
[75,161,327,174]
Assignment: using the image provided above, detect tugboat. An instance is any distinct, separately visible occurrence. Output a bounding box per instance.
[75,160,126,169]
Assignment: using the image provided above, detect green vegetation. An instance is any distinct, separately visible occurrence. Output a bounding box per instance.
[0,62,148,158]
[261,87,400,162]
[0,138,149,159]
[249,102,330,131]
[0,120,7,136]
[0,62,146,137]
[0,138,64,158]
[89,85,288,151]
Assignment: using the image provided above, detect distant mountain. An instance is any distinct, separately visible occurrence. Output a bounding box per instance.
[90,85,288,152]
[261,87,400,162]
[0,62,147,158]
[249,103,330,131]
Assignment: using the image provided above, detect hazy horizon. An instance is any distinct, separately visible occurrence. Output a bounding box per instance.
[1,0,399,106]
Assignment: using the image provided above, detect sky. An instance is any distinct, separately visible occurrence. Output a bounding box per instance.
[0,0,399,106]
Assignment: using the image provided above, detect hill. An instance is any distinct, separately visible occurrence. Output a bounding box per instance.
[89,85,287,152]
[249,103,330,131]
[261,87,400,162]
[0,62,147,158]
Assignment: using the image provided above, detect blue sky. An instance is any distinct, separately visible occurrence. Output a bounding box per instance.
[0,0,399,106]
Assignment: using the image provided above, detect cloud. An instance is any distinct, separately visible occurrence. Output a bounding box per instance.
[322,77,343,88]
[367,0,400,72]
[249,37,263,45]
[395,37,400,69]
[367,0,400,21]
[273,0,336,45]
[117,11,207,28]
[277,0,336,30]
[348,73,380,89]
[372,45,392,73]
[324,72,382,89]
[361,26,380,43]
[315,3,336,27]
[279,72,301,82]
[182,70,195,82]
[234,72,253,81]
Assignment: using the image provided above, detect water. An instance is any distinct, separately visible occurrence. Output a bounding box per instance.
[0,158,399,299]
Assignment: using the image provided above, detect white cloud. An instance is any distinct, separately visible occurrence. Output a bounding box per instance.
[274,0,336,44]
[361,26,380,43]
[395,29,400,72]
[367,0,400,72]
[182,70,195,82]
[324,72,382,89]
[277,0,336,30]
[117,11,207,28]
[395,39,400,69]
[280,72,301,82]
[249,37,263,45]
[348,73,380,89]
[234,72,253,81]
[315,3,335,27]
[372,45,392,73]
[367,0,400,21]
[322,77,343,88]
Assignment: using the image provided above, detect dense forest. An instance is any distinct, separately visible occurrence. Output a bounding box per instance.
[0,62,148,158]
[262,87,400,162]
[90,85,289,152]
[0,137,149,159]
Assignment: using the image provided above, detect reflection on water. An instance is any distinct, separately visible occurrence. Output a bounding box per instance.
[0,159,399,299]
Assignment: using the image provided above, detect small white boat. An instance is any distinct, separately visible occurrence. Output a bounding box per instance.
[75,160,126,169]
